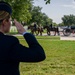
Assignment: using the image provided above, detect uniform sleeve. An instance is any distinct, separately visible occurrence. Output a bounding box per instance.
[10,33,46,62]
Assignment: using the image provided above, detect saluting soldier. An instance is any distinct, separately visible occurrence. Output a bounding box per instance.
[0,1,46,75]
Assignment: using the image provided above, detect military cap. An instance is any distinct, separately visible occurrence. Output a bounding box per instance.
[0,1,12,15]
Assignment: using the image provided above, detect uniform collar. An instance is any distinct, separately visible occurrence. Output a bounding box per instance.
[0,32,4,35]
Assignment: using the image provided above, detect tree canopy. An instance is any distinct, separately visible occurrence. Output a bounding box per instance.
[62,14,75,26]
[0,0,51,25]
[44,0,50,4]
[0,0,50,22]
[2,0,33,22]
[29,6,52,25]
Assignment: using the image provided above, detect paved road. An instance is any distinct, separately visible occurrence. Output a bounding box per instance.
[13,32,75,37]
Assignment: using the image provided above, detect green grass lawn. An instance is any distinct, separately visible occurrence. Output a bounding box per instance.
[15,35,75,75]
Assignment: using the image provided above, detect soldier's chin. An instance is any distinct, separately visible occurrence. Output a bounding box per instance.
[4,30,10,33]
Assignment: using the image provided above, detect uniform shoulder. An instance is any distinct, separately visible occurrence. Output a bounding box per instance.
[5,35,19,43]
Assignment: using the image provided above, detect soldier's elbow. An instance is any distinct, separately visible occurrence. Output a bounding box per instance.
[36,53,46,62]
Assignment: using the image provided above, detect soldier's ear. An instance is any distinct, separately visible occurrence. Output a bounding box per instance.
[2,19,8,26]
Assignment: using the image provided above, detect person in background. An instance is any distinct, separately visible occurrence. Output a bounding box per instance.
[34,22,37,31]
[0,1,46,75]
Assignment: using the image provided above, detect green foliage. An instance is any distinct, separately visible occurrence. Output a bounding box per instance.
[29,6,52,26]
[58,23,64,26]
[29,6,42,24]
[1,0,33,22]
[62,14,75,26]
[0,0,51,24]
[53,22,58,26]
[44,0,50,4]
[41,13,52,26]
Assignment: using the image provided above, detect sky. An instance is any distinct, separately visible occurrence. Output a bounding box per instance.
[33,0,75,24]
